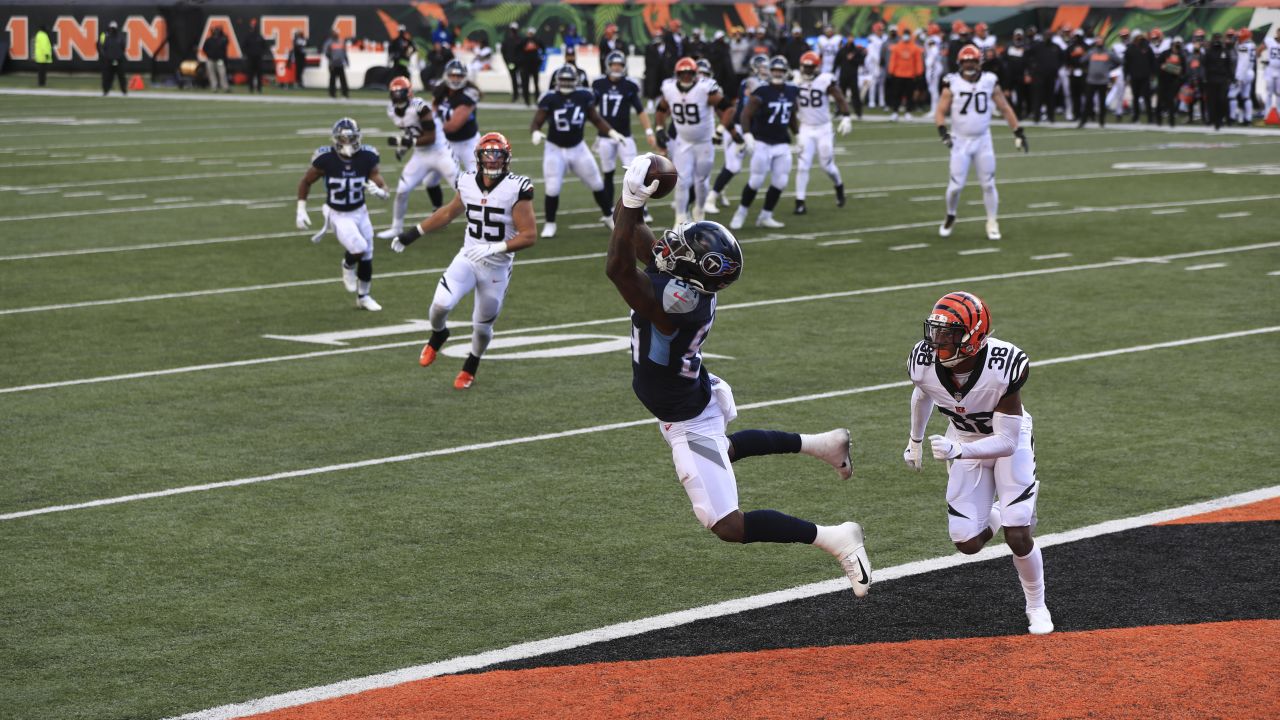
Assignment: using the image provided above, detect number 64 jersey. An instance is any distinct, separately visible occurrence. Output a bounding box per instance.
[947,70,1000,137]
[455,170,534,266]
[908,336,1033,442]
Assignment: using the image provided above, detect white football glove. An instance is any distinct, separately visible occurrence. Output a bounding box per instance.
[903,438,923,471]
[929,434,963,461]
[741,132,756,155]
[608,128,626,144]
[463,241,508,262]
[838,115,854,136]
[621,154,660,209]
[365,181,389,200]
[531,129,545,146]
[295,200,311,230]
[390,239,406,253]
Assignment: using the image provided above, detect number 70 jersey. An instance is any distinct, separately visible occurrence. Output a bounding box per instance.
[908,336,1031,441]
[947,71,1000,137]
[456,170,534,265]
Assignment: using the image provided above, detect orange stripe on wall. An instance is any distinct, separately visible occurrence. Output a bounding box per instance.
[1050,6,1092,33]
[247,620,1280,720]
[1158,496,1280,525]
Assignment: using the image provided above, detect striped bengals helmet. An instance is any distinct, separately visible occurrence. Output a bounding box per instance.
[799,51,821,77]
[923,291,991,367]
[675,56,698,89]
[474,132,512,178]
[389,76,413,109]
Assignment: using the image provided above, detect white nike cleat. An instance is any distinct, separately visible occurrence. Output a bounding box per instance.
[704,191,721,214]
[1026,607,1054,635]
[341,262,357,293]
[356,295,382,311]
[601,214,615,231]
[756,214,785,228]
[831,521,872,598]
[986,219,1002,240]
[802,428,853,480]
[729,206,748,230]
[541,222,557,238]
[376,225,403,240]
[691,203,705,222]
[938,214,956,238]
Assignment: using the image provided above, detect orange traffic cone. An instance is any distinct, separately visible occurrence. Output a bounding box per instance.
[128,74,144,91]
[1265,106,1280,126]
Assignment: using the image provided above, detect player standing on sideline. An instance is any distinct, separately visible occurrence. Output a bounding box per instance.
[296,118,390,312]
[816,25,843,75]
[1234,28,1257,124]
[903,291,1052,635]
[593,51,658,215]
[606,154,871,599]
[655,57,726,225]
[935,45,1028,241]
[794,51,854,215]
[390,133,537,390]
[377,77,458,240]
[434,60,482,173]
[729,56,799,230]
[706,54,769,214]
[1265,26,1280,116]
[531,65,627,238]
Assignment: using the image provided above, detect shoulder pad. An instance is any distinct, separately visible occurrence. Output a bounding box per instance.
[311,146,333,162]
[360,145,380,159]
[662,280,701,315]
[462,87,481,102]
[908,340,934,375]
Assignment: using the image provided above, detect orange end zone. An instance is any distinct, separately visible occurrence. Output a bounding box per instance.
[1159,496,1280,525]
[248,620,1280,720]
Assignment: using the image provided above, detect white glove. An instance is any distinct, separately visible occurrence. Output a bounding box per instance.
[929,434,962,461]
[838,115,854,136]
[608,128,626,144]
[296,200,311,231]
[903,438,923,471]
[463,241,508,262]
[741,132,756,155]
[531,129,545,146]
[391,239,406,253]
[365,181,389,200]
[621,154,660,209]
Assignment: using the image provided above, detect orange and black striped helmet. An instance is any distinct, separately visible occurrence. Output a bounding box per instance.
[923,291,991,367]
[475,131,512,178]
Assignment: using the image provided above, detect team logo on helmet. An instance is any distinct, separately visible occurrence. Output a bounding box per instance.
[652,221,744,293]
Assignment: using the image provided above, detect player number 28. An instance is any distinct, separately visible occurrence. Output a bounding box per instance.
[326,176,365,206]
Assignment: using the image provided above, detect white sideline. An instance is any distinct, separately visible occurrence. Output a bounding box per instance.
[166,481,1280,720]
[4,241,1279,394]
[4,324,1277,524]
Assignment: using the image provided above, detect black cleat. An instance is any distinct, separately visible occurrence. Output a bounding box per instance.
[793,200,807,215]
[835,184,846,208]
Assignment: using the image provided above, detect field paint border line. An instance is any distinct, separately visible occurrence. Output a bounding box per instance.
[5,324,1277,524]
[166,481,1280,720]
[4,242,1279,394]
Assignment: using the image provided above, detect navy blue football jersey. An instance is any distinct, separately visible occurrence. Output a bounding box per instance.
[311,145,379,212]
[433,85,479,142]
[538,89,596,148]
[750,83,799,144]
[592,77,643,137]
[630,268,716,422]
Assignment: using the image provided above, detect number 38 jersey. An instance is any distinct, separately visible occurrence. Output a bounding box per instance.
[947,71,1000,137]
[907,336,1032,442]
[454,170,534,266]
[311,145,380,212]
[796,72,837,127]
[660,76,720,144]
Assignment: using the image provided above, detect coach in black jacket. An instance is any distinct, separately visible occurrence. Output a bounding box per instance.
[1125,33,1157,123]
[1201,34,1231,129]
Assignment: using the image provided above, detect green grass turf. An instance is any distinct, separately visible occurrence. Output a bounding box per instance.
[1,88,1279,719]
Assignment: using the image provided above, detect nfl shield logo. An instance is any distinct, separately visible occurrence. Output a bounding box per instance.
[955,406,966,413]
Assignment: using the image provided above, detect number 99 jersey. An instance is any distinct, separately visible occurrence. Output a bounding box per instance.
[946,71,999,137]
[908,336,1031,442]
[455,170,534,266]
[660,76,721,144]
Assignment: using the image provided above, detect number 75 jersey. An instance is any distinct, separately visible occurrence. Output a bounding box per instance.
[908,336,1031,442]
[947,71,999,137]
[456,170,534,265]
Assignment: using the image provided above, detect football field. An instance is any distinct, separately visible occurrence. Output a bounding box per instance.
[1,87,1279,719]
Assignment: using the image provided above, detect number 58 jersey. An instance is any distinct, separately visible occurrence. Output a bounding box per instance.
[455,170,534,265]
[908,336,1032,442]
[947,71,1000,138]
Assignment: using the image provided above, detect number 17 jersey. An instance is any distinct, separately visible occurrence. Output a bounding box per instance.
[907,336,1031,442]
[947,71,999,137]
[455,170,534,266]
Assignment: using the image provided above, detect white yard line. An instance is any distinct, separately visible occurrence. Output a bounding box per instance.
[1217,212,1252,219]
[1151,209,1185,215]
[0,198,262,223]
[0,231,304,262]
[0,168,297,193]
[957,248,1001,255]
[1031,253,1072,261]
[818,239,862,247]
[1185,263,1227,271]
[164,481,1280,720]
[890,243,930,251]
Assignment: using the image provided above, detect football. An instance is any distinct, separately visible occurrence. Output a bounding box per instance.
[644,154,678,199]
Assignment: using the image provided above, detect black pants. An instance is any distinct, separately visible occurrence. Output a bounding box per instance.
[1204,81,1228,129]
[1069,75,1086,120]
[245,59,263,93]
[101,61,126,95]
[506,62,519,100]
[1130,76,1153,122]
[840,71,862,117]
[1078,83,1108,126]
[37,66,48,86]
[328,66,349,98]
[291,50,306,87]
[1156,80,1180,126]
[519,67,540,105]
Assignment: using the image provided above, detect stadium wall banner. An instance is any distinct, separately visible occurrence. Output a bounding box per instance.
[0,2,1276,74]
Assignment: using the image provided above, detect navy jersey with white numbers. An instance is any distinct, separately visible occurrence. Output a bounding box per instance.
[750,83,800,144]
[311,145,380,212]
[433,85,480,142]
[538,89,597,147]
[630,268,716,422]
[592,76,643,137]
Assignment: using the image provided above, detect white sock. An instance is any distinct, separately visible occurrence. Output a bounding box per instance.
[811,524,846,555]
[1011,543,1046,610]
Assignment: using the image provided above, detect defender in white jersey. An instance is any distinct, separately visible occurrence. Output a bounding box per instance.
[655,57,725,225]
[903,291,1052,635]
[389,133,537,390]
[936,45,1028,241]
[816,25,842,75]
[378,76,459,240]
[794,51,854,215]
[1234,29,1257,124]
[1266,28,1280,115]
